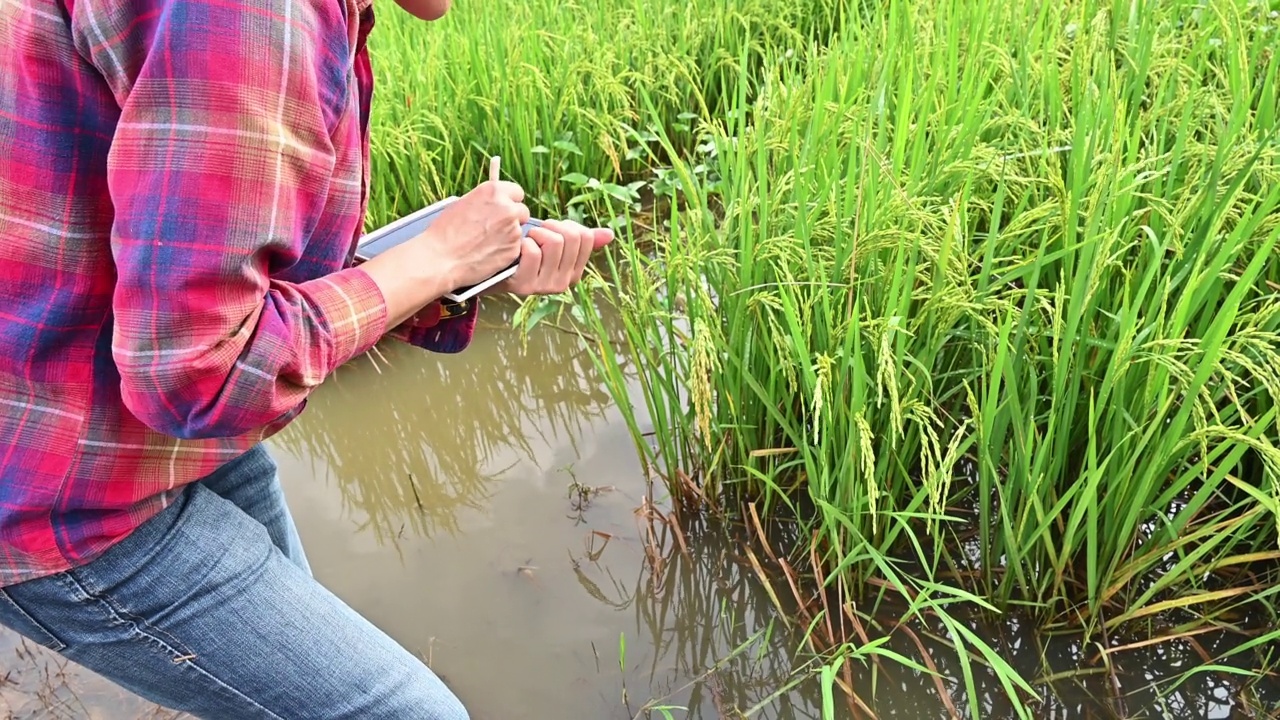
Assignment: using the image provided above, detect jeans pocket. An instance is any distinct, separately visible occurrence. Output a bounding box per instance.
[0,588,67,652]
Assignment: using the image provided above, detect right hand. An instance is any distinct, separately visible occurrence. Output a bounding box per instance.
[417,178,529,289]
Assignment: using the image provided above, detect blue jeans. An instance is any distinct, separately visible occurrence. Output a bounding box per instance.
[0,445,470,719]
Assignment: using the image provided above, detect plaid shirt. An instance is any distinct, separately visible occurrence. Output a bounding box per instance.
[0,0,477,586]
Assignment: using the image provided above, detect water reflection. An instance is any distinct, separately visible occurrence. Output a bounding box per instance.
[609,519,1280,720]
[266,297,1279,720]
[592,518,840,719]
[270,301,617,547]
[1,298,1275,719]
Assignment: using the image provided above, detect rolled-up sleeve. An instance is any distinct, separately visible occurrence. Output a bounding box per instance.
[72,0,389,439]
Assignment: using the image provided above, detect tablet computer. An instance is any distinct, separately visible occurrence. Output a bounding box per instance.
[354,197,539,303]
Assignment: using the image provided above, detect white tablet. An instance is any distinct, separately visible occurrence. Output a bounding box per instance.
[354,197,538,303]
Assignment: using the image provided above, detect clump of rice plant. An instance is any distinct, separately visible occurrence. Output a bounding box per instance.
[363,0,846,226]
[575,0,1280,714]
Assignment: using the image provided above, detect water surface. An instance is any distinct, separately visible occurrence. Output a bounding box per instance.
[1,301,1276,719]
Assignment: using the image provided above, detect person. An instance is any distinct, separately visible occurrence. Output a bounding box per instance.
[0,0,610,715]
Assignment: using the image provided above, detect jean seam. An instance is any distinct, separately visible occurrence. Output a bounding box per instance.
[0,588,67,651]
[60,571,287,720]
[62,570,195,658]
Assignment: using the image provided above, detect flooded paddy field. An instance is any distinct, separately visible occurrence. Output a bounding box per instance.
[1,302,1277,719]
[3,0,1279,715]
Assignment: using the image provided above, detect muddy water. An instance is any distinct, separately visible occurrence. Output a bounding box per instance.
[1,300,1277,719]
[263,304,834,719]
[0,301,836,719]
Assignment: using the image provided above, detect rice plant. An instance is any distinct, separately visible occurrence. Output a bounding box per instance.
[573,0,1280,713]
[364,0,846,225]
[361,0,1280,713]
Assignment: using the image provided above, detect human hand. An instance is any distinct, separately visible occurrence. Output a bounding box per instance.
[414,166,529,291]
[489,219,613,297]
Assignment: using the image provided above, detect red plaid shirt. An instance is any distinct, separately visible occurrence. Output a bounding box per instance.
[0,0,477,586]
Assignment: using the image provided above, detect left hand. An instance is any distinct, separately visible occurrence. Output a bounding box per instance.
[487,219,613,297]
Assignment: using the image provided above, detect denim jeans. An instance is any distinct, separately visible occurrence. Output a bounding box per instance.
[0,445,470,719]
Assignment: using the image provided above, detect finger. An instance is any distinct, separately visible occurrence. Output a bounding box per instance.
[557,223,585,277]
[554,220,590,279]
[553,219,611,252]
[493,180,525,203]
[544,219,592,284]
[539,218,567,236]
[527,225,562,248]
[495,206,528,246]
[511,201,531,227]
[528,227,564,289]
[509,236,542,292]
[573,225,594,280]
[591,228,614,250]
